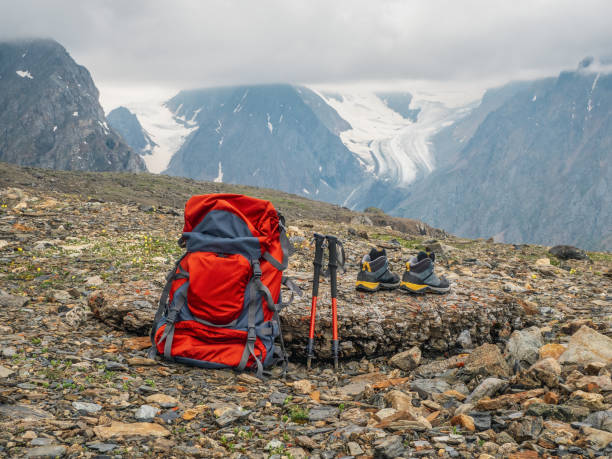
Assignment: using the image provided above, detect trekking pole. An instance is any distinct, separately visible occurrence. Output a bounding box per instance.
[326,235,340,371]
[306,233,326,370]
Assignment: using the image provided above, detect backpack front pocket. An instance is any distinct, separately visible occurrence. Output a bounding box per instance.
[186,251,251,325]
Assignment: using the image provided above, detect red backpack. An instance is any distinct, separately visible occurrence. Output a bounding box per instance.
[149,194,299,376]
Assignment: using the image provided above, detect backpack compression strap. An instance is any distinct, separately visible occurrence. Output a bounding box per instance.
[236,260,302,378]
[237,261,267,377]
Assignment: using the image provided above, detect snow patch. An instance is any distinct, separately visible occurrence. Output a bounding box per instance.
[532,95,537,102]
[98,120,109,134]
[16,70,33,79]
[173,105,200,128]
[53,126,58,132]
[267,113,273,133]
[214,162,223,183]
[591,73,600,92]
[342,186,359,208]
[302,188,310,195]
[190,108,202,122]
[587,73,600,112]
[72,112,78,117]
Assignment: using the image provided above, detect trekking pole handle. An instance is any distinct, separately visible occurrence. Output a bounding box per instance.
[313,233,325,268]
[326,235,339,295]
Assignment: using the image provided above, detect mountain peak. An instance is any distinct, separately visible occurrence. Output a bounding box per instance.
[0,39,145,172]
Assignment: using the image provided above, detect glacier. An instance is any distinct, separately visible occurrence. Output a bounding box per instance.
[315,88,473,187]
[124,98,197,173]
[101,83,480,186]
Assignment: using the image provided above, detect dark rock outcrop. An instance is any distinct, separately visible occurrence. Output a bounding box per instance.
[549,245,590,260]
[107,106,156,156]
[0,39,145,172]
[88,280,525,360]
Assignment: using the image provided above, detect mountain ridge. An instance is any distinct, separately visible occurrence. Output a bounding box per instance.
[163,84,367,205]
[394,67,611,251]
[0,160,445,239]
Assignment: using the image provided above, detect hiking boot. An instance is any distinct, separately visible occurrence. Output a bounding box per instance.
[355,248,400,292]
[400,251,450,294]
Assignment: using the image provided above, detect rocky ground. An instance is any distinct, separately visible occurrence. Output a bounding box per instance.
[0,178,611,458]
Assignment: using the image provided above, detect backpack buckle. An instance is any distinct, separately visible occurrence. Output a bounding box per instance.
[247,327,257,343]
[167,309,179,324]
[252,260,262,278]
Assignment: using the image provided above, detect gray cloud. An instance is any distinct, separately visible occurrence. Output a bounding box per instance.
[1,0,611,90]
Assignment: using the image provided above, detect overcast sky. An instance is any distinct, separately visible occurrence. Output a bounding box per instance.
[2,0,611,108]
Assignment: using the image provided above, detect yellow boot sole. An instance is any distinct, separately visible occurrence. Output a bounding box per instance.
[400,281,450,294]
[355,280,380,292]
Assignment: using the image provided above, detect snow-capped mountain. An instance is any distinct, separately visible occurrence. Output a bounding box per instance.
[163,85,366,204]
[112,84,468,208]
[394,61,612,251]
[107,69,610,250]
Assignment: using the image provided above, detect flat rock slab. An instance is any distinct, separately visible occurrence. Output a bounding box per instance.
[90,279,525,360]
[25,445,67,458]
[559,325,612,365]
[93,421,170,440]
[0,365,14,378]
[0,404,55,421]
[0,292,30,308]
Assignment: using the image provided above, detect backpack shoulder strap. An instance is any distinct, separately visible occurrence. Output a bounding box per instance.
[148,252,188,357]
